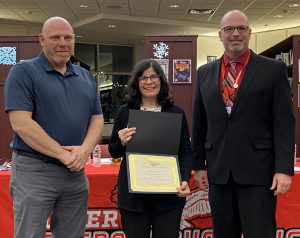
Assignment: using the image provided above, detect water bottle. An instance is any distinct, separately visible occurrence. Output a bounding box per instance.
[92,144,102,167]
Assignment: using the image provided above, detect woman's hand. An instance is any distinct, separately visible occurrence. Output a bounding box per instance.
[118,127,136,146]
[177,181,190,197]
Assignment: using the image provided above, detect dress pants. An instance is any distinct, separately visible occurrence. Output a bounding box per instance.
[10,152,89,238]
[209,174,277,238]
[119,196,183,238]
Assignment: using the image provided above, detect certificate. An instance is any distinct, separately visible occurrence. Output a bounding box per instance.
[127,153,181,193]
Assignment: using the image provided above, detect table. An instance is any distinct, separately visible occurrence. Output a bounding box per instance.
[1,164,300,238]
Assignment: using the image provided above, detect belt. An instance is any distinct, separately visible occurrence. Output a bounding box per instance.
[13,150,66,167]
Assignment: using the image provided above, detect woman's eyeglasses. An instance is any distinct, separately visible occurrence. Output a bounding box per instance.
[221,25,249,34]
[139,75,160,83]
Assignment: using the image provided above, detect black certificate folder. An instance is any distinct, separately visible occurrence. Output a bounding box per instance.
[126,109,182,193]
[127,109,182,154]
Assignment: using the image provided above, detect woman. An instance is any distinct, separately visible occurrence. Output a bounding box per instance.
[109,59,192,238]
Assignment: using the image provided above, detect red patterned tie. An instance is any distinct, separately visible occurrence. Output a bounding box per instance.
[222,61,237,107]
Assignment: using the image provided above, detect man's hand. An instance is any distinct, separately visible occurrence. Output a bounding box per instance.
[194,170,209,190]
[63,146,90,171]
[270,173,292,196]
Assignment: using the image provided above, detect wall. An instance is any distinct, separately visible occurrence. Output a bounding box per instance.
[288,28,300,36]
[255,29,287,53]
[196,36,223,68]
[0,22,41,35]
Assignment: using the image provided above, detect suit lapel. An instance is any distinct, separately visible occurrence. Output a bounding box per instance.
[230,52,260,116]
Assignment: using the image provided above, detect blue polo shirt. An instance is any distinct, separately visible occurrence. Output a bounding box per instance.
[4,52,102,153]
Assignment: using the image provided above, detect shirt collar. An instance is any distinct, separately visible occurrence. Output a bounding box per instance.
[38,51,78,76]
[223,48,251,66]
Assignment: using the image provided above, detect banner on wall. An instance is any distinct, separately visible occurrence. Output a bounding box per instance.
[40,182,300,238]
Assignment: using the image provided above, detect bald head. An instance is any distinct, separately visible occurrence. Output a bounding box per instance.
[220,10,249,29]
[42,16,73,35]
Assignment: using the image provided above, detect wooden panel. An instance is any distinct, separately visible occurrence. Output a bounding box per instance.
[145,35,197,132]
[170,85,193,131]
[18,42,41,61]
[0,88,12,160]
[0,43,17,86]
[0,36,40,160]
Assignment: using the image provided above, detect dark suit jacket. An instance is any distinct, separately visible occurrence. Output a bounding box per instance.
[109,103,192,212]
[192,51,295,185]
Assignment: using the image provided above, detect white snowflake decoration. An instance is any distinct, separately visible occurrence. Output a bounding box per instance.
[153,42,169,59]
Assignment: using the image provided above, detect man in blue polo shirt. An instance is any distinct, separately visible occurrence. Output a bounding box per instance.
[4,16,104,238]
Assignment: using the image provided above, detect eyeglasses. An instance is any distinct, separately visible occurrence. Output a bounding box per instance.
[221,25,249,34]
[138,75,160,83]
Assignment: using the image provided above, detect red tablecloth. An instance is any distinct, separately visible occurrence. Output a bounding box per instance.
[1,164,300,238]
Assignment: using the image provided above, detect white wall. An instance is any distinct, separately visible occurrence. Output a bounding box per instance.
[287,27,300,36]
[255,30,287,53]
[196,36,223,68]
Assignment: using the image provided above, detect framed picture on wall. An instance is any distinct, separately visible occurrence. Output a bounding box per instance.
[172,59,191,84]
[152,59,169,80]
[207,56,217,63]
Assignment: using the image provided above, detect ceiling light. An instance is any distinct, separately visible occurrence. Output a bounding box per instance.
[24,10,32,14]
[188,9,215,15]
[108,24,116,28]
[106,5,122,9]
[76,35,83,38]
[273,14,283,18]
[280,9,289,14]
[289,3,300,7]
[170,5,179,8]
[79,4,88,8]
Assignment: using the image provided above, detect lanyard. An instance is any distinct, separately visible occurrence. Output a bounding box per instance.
[221,53,251,92]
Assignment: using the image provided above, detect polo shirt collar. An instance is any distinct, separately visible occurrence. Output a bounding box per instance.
[38,51,78,76]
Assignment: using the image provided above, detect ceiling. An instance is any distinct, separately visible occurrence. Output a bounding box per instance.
[1,0,300,45]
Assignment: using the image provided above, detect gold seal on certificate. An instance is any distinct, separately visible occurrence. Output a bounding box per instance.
[127,153,181,193]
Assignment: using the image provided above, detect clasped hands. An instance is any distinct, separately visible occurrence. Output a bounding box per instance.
[59,145,90,172]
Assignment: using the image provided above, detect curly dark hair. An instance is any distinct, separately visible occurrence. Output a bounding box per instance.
[126,59,173,107]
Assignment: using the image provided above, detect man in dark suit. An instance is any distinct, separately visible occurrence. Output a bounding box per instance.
[192,10,295,238]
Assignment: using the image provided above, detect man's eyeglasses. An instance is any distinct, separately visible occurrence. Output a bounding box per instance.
[139,75,160,83]
[221,25,249,34]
